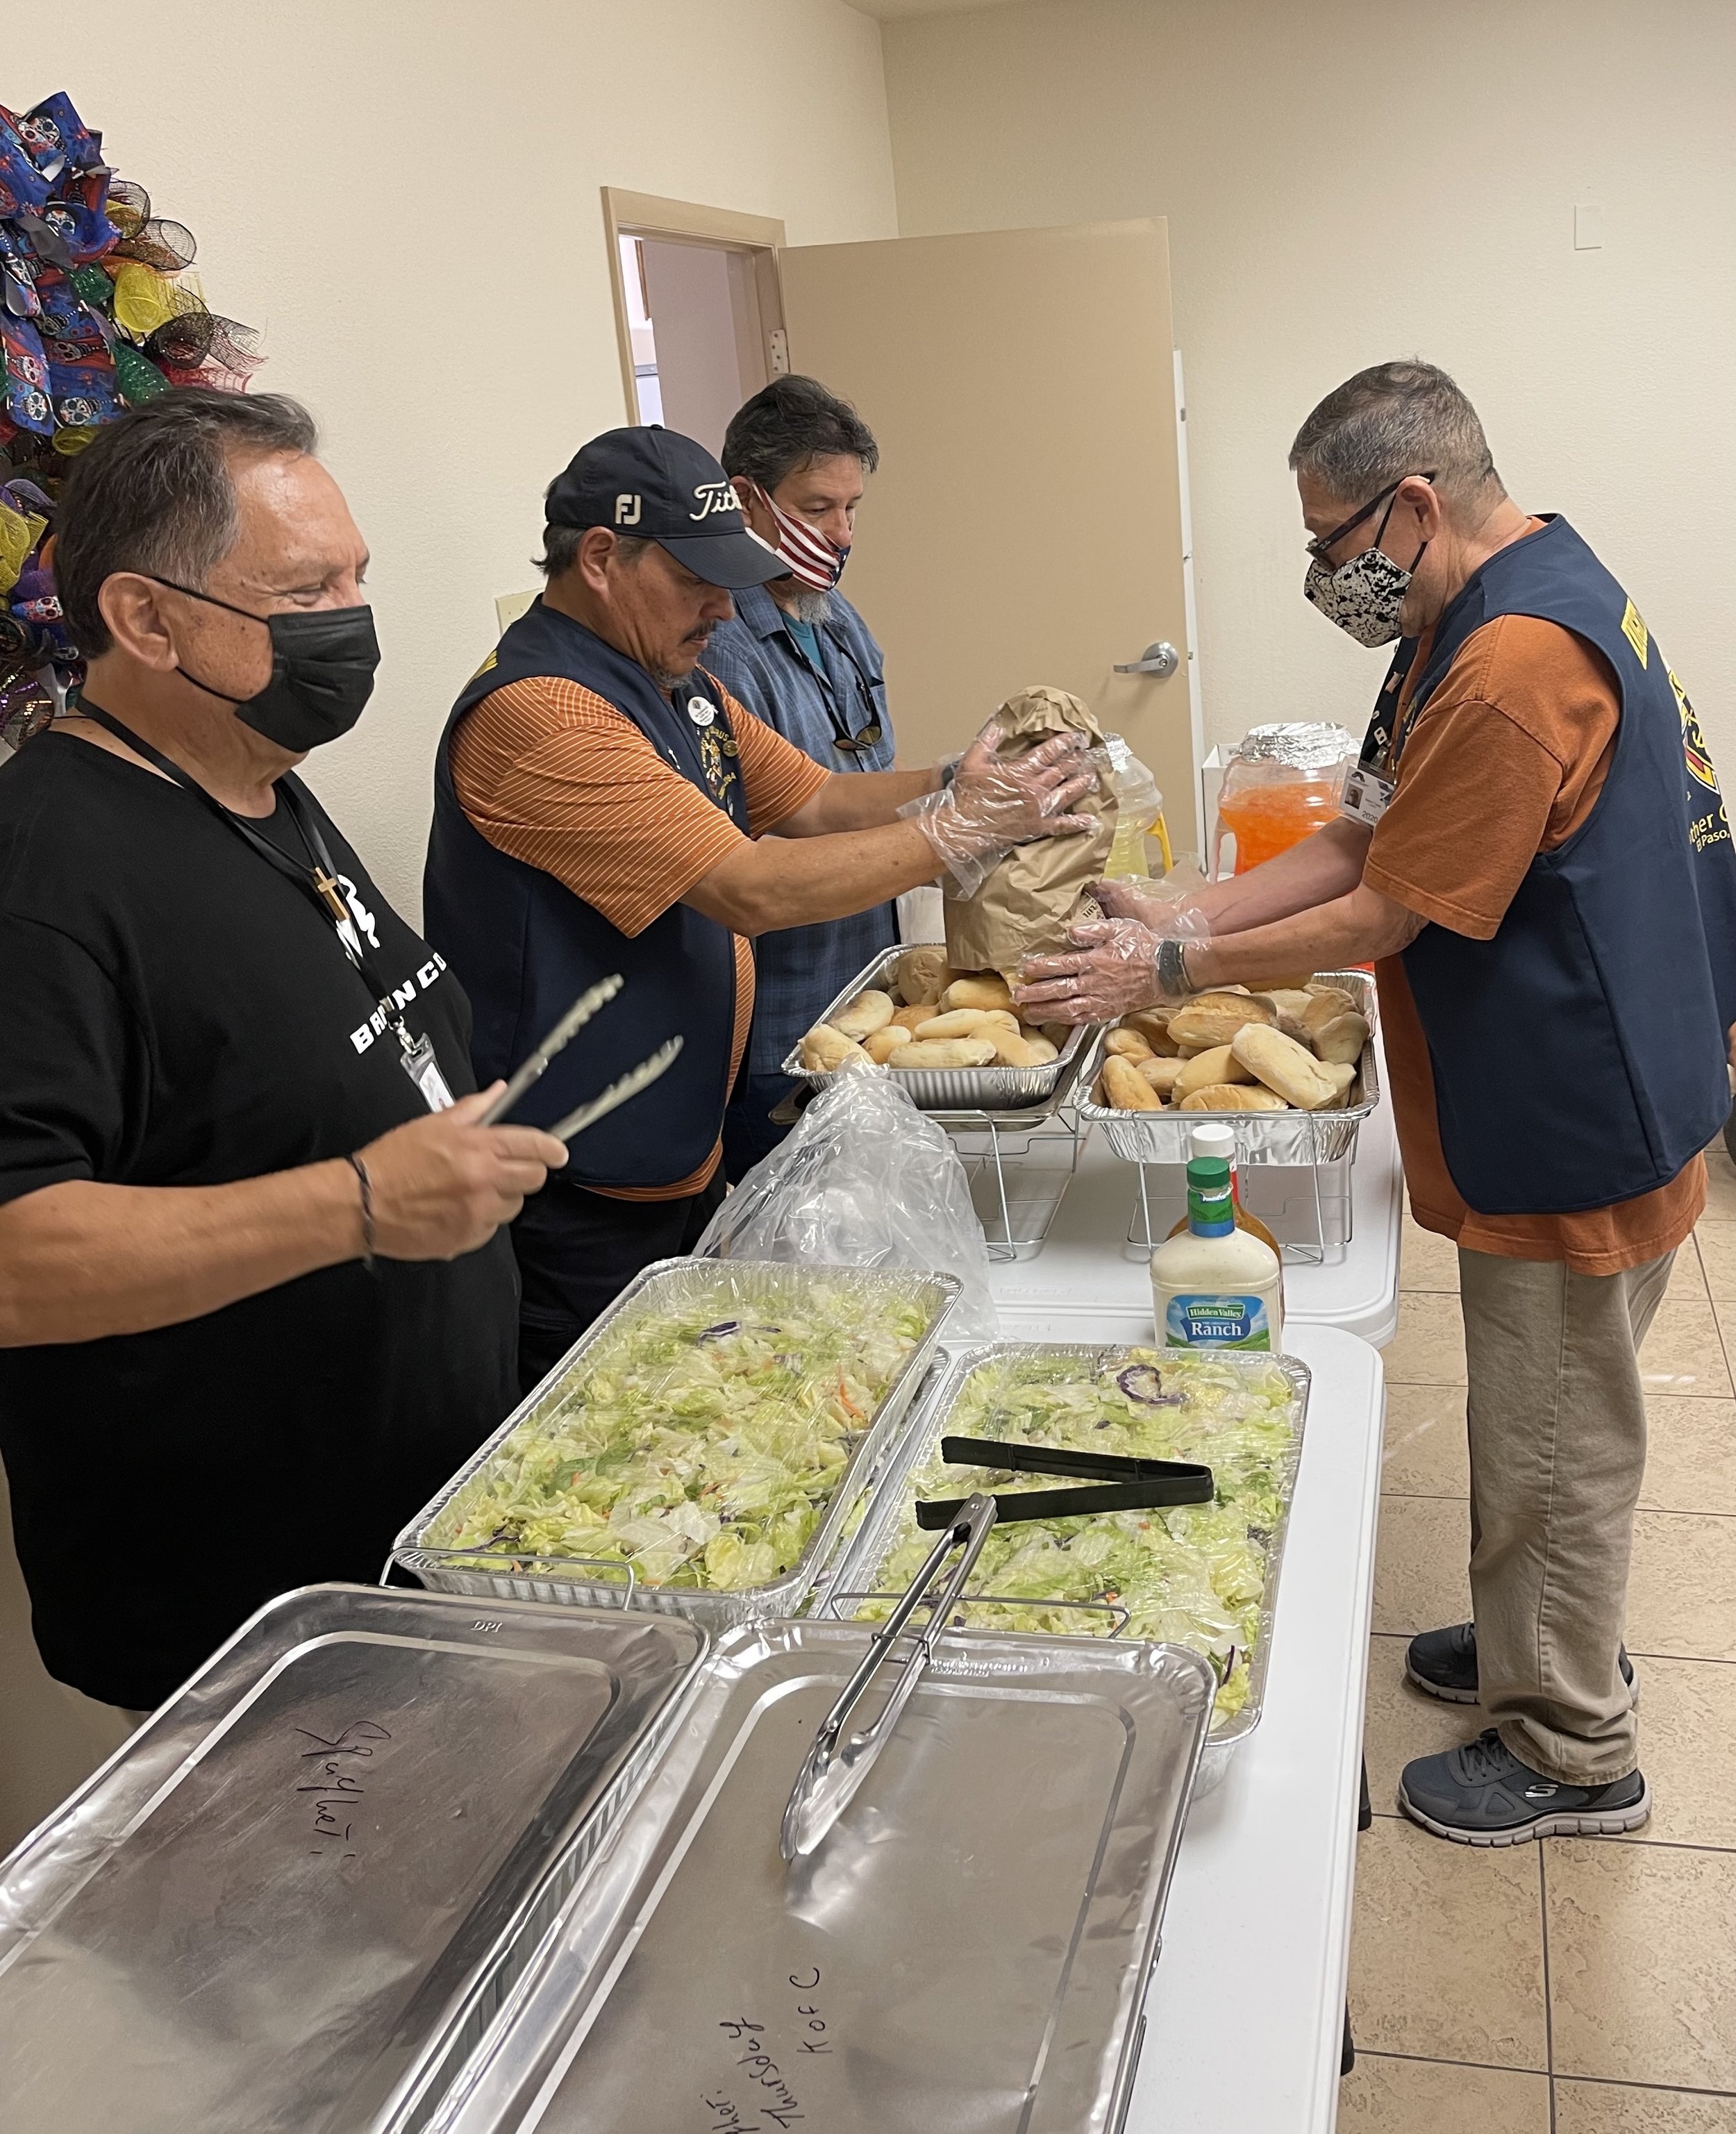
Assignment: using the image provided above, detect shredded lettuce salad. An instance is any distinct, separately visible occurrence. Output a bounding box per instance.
[857,1348,1299,1724]
[426,1277,935,1592]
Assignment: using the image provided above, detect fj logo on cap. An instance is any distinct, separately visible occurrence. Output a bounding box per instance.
[689,480,741,522]
[614,493,642,526]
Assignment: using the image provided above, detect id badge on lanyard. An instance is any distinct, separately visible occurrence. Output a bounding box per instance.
[1341,761,1395,828]
[397,1026,456,1111]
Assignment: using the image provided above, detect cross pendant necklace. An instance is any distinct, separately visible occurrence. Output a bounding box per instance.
[312,867,350,927]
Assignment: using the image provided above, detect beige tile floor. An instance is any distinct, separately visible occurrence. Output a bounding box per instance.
[1342,1149,1736,2129]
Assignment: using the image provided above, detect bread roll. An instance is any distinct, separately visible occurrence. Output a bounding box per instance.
[1173,1044,1258,1101]
[800,1025,869,1072]
[1241,971,1316,994]
[1166,991,1278,1051]
[942,974,1016,1014]
[985,1030,1051,1068]
[863,1024,916,1064]
[1104,1026,1155,1062]
[1178,1083,1288,1112]
[892,946,952,1006]
[1301,985,1358,1035]
[1311,1010,1370,1067]
[833,989,896,1040]
[1040,1022,1074,1047]
[1023,1035,1060,1065]
[1319,1059,1358,1106]
[1121,1009,1180,1056]
[915,1008,1019,1040]
[1138,1056,1187,1099]
[1101,1055,1164,1110]
[1231,1022,1339,1110]
[889,1037,998,1069]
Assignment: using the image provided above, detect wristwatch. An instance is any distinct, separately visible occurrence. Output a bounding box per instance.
[1156,937,1193,1001]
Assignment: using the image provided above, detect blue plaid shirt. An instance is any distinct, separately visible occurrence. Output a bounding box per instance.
[703,583,900,1076]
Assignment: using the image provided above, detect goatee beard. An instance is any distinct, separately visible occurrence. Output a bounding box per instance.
[783,585,834,626]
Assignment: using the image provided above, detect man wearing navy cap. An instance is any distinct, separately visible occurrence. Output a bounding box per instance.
[426,425,1096,1390]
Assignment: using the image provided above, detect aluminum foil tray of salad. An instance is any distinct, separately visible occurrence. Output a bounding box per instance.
[818,1342,1307,1792]
[393,1258,960,1630]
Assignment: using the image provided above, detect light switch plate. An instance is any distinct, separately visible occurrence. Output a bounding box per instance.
[495,588,538,632]
[1574,203,1604,251]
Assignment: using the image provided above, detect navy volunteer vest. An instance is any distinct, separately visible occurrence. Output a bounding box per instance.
[1362,515,1736,1216]
[424,599,749,1190]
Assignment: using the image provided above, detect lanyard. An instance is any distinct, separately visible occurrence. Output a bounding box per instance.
[74,700,417,1047]
[776,626,883,755]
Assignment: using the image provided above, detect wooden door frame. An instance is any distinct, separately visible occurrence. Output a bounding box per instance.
[600,188,787,424]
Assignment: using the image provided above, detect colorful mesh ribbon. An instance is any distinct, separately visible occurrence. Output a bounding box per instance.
[0,89,265,742]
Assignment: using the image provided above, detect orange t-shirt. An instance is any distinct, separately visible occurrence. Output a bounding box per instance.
[1362,601,1705,1274]
[450,669,831,1200]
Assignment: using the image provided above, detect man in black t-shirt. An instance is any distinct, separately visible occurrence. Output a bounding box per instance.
[0,390,566,1713]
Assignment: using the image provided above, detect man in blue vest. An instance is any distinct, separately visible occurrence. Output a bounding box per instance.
[424,424,1096,1392]
[1019,360,1736,1844]
[702,376,899,1179]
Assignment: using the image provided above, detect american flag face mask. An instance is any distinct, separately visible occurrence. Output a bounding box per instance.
[753,483,850,592]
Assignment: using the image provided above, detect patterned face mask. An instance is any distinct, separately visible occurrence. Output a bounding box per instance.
[753,483,849,592]
[1302,477,1432,647]
[1303,543,1421,646]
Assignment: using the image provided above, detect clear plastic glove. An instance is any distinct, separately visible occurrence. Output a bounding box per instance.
[899,718,1099,897]
[1090,857,1215,933]
[1015,916,1195,1024]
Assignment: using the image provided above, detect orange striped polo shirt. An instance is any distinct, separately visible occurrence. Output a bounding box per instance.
[449,669,830,1200]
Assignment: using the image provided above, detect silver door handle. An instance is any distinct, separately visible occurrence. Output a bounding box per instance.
[1113,641,1180,678]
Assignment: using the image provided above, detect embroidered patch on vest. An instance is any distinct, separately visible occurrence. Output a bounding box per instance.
[469,647,499,683]
[1619,598,1649,667]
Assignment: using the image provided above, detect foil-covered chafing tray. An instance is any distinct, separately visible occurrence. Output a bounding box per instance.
[425,1619,1213,2134]
[0,1585,703,2134]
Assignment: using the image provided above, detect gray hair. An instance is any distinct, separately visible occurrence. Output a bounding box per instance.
[533,526,652,577]
[1289,360,1502,512]
[55,388,319,657]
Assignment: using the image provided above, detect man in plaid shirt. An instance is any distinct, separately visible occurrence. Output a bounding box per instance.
[703,377,901,1178]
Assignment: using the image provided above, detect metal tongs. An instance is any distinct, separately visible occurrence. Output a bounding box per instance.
[915,1433,1215,1530]
[478,974,683,1142]
[781,1492,999,1862]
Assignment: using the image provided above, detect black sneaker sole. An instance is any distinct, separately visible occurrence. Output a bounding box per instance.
[1396,1776,1651,1847]
[1404,1660,1639,1710]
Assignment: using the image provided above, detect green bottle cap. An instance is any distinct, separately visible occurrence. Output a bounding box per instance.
[1185,1156,1231,1192]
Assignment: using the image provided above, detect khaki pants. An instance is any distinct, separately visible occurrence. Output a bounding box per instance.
[1459,1245,1671,1785]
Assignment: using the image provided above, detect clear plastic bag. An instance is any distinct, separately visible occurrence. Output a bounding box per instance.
[695,1069,999,1339]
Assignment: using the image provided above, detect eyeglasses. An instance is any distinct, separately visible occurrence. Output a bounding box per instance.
[783,624,884,754]
[1305,471,1437,567]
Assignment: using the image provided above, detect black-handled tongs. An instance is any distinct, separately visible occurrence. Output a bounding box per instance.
[915,1433,1214,1530]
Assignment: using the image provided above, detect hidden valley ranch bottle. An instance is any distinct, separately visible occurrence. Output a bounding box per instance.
[1151,1153,1285,1351]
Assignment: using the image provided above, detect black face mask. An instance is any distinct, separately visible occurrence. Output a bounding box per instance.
[149,577,381,751]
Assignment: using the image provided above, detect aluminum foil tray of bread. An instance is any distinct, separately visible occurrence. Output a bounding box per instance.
[782,943,1092,1110]
[1076,969,1380,1166]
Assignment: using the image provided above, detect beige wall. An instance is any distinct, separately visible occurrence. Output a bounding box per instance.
[882,0,1736,779]
[11,0,896,916]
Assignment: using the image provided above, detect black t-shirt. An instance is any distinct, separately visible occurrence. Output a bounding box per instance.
[0,731,519,1707]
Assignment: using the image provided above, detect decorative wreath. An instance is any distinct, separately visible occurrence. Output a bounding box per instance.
[1,89,264,746]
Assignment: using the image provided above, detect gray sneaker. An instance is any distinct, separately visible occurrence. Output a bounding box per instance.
[1399,1728,1649,1846]
[1405,1622,1635,1706]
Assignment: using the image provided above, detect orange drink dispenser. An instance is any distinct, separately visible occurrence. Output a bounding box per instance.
[1212,722,1359,876]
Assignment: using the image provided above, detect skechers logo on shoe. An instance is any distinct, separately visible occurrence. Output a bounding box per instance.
[1523,1782,1560,1800]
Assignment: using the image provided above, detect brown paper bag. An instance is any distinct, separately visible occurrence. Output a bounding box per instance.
[943,685,1116,986]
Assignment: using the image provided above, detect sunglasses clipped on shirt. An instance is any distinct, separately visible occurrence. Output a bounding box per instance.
[784,623,885,755]
[1305,470,1439,567]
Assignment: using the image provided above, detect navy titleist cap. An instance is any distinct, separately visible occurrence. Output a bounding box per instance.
[544,424,786,591]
